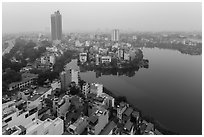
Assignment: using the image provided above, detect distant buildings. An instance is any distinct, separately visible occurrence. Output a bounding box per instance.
[79,53,88,63]
[40,53,56,65]
[51,10,62,41]
[101,56,112,64]
[112,29,119,42]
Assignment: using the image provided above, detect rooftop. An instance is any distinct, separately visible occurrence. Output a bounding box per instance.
[28,94,41,101]
[146,122,154,132]
[65,59,80,71]
[100,121,116,135]
[124,120,133,131]
[43,118,53,129]
[124,107,133,117]
[26,119,43,133]
[40,114,55,121]
[3,126,21,135]
[88,115,98,126]
[132,111,140,118]
[38,107,50,116]
[71,116,88,128]
[9,73,38,87]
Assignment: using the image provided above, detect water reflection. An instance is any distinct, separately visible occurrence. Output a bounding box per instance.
[80,64,149,78]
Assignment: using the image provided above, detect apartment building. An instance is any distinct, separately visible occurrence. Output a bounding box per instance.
[87,107,109,135]
[8,73,38,91]
[68,116,88,135]
[26,118,64,135]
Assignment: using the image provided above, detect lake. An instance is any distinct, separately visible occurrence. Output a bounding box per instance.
[80,47,202,135]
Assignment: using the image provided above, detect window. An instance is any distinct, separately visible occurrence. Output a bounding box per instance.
[25,113,29,118]
[104,111,107,115]
[29,107,38,116]
[5,117,12,123]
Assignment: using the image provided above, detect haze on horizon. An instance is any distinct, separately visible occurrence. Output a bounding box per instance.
[2,2,202,34]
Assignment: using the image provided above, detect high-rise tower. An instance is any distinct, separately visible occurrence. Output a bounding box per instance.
[111,29,119,42]
[51,10,62,41]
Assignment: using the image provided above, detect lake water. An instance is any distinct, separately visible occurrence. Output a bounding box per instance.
[80,47,202,135]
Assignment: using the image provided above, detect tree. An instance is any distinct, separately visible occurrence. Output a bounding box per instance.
[115,96,127,105]
[3,69,22,84]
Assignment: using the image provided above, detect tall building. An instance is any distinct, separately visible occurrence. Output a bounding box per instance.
[51,10,62,41]
[60,59,80,91]
[111,29,119,42]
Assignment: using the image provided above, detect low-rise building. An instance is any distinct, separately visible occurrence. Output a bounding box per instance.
[131,111,140,124]
[53,95,71,118]
[79,53,88,63]
[122,120,134,135]
[100,93,115,108]
[99,121,116,135]
[8,73,38,91]
[90,83,103,96]
[87,107,109,135]
[139,120,155,135]
[68,116,88,135]
[51,79,61,90]
[26,118,64,135]
[2,104,38,130]
[3,125,26,135]
[41,53,56,65]
[101,56,111,64]
[117,102,128,123]
[123,107,133,123]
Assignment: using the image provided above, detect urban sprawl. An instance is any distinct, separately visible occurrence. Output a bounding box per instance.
[2,11,201,135]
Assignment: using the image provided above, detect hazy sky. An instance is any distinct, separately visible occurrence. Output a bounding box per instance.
[2,2,202,33]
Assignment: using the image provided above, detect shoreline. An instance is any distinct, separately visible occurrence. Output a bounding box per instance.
[102,86,178,135]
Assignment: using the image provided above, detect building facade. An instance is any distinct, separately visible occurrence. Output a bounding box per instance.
[51,10,62,41]
[112,29,119,42]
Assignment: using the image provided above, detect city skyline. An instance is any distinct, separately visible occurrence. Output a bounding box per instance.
[2,2,202,34]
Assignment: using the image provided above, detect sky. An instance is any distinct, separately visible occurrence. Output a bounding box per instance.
[2,2,202,33]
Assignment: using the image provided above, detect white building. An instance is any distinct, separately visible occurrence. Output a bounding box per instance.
[82,83,90,98]
[2,105,38,130]
[51,80,61,90]
[79,53,88,63]
[100,93,115,108]
[90,83,103,96]
[26,118,64,135]
[26,87,53,110]
[124,53,130,61]
[64,59,80,85]
[41,54,56,65]
[95,54,100,65]
[3,125,25,135]
[101,56,111,64]
[112,29,119,42]
[68,116,88,135]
